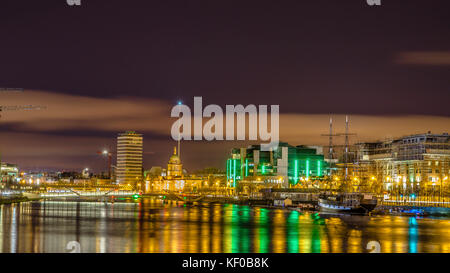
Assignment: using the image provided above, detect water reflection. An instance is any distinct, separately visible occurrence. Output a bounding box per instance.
[409,217,418,253]
[0,199,449,253]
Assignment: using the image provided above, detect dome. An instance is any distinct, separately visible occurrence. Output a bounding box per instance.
[168,147,181,164]
[169,154,181,164]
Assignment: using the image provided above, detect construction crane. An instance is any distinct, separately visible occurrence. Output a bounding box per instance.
[97,149,112,179]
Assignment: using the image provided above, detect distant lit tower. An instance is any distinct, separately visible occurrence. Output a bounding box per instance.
[116,131,143,184]
[82,168,90,179]
[97,149,112,178]
[176,100,182,160]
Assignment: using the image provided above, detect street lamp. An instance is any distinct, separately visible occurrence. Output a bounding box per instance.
[98,149,112,179]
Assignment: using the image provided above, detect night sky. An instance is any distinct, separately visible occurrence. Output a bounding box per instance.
[0,0,449,172]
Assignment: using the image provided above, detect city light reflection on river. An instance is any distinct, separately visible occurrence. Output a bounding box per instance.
[0,198,449,253]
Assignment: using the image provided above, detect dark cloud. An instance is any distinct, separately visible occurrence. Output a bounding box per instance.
[395,51,450,66]
[1,90,449,171]
[0,0,449,171]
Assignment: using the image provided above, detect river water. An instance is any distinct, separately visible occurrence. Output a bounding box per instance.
[0,198,449,253]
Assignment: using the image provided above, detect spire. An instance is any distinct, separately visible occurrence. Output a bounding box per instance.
[177,132,181,159]
[173,146,177,155]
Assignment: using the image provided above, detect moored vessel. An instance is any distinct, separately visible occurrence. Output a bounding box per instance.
[318,192,377,214]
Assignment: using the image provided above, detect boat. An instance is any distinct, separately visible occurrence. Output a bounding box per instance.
[318,192,378,214]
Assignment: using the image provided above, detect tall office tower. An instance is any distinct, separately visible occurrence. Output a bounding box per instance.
[116,131,143,184]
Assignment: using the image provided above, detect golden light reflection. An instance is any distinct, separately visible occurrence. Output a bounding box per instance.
[299,214,312,253]
[347,229,362,253]
[223,204,232,253]
[272,210,285,253]
[1,199,450,253]
[212,205,221,253]
[201,208,210,253]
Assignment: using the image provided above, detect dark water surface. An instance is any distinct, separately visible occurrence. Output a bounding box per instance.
[0,199,449,253]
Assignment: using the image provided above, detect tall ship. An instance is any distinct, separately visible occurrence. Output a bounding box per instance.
[318,193,378,214]
[318,115,378,214]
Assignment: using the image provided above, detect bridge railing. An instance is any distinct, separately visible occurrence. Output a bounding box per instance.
[40,190,138,198]
[381,199,450,208]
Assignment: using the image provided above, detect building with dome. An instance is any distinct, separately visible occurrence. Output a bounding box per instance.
[167,147,183,178]
[144,146,227,194]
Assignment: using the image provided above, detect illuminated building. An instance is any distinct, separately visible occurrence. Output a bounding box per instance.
[145,147,196,193]
[144,166,163,178]
[356,132,450,191]
[226,142,327,188]
[0,163,21,191]
[167,147,183,178]
[144,147,225,194]
[0,162,19,183]
[116,131,143,184]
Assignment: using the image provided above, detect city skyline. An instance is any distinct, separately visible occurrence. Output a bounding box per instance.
[1,91,449,172]
[0,0,449,172]
[1,0,450,257]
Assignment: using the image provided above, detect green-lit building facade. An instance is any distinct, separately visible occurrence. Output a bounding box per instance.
[226,142,327,187]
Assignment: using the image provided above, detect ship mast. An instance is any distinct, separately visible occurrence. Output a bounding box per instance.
[321,116,340,179]
[328,117,334,176]
[344,115,349,181]
[342,115,356,184]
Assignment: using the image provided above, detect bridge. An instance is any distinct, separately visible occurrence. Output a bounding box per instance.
[144,192,206,203]
[41,182,134,190]
[24,189,139,200]
[168,193,204,203]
